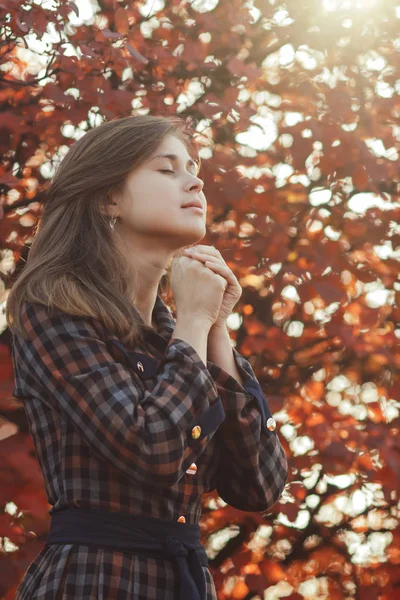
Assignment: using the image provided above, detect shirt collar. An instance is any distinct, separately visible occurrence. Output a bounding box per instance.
[132,294,176,355]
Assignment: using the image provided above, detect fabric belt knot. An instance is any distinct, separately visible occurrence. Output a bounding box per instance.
[162,535,187,557]
[45,507,208,600]
[162,535,206,600]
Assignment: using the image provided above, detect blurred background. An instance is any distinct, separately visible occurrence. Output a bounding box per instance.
[1,0,400,598]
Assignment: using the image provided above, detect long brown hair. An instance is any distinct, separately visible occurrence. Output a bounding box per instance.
[6,114,198,347]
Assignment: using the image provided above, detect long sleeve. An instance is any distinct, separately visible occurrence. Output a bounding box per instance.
[207,348,288,512]
[11,302,225,490]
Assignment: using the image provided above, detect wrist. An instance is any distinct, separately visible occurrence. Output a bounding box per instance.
[176,314,213,332]
[208,323,230,345]
[209,322,228,332]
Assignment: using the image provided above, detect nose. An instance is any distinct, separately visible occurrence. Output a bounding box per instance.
[185,174,204,193]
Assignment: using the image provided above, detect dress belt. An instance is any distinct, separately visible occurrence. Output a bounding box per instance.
[45,507,208,600]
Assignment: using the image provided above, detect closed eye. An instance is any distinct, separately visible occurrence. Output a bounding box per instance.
[158,169,174,174]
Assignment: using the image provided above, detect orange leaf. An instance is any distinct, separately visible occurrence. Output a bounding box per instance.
[115,8,129,35]
[232,579,249,599]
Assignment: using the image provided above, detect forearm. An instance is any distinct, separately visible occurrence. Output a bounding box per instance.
[173,316,211,367]
[207,325,244,387]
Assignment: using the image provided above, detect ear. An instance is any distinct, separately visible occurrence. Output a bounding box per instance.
[100,198,119,219]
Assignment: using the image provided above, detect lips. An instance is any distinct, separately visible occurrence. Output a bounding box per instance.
[182,201,203,209]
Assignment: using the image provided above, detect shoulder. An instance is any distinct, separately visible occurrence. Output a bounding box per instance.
[19,301,106,342]
[18,301,160,380]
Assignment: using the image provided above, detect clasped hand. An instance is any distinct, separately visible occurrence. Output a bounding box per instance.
[180,245,242,329]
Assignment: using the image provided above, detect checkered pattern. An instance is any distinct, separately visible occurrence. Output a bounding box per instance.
[10,294,288,599]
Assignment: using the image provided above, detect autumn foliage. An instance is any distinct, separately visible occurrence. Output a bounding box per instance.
[1,0,400,598]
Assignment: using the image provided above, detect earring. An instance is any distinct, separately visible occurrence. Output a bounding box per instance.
[109,214,118,231]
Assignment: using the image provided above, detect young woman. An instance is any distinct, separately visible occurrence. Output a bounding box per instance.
[6,114,288,600]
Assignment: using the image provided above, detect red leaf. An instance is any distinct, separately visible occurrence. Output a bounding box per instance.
[66,2,79,17]
[126,43,149,65]
[312,280,345,303]
[79,44,99,58]
[381,436,400,480]
[353,164,369,190]
[43,82,68,104]
[100,29,123,39]
[15,16,29,33]
[0,513,13,537]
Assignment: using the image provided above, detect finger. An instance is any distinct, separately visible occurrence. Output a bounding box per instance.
[187,254,228,272]
[204,260,236,284]
[188,245,222,259]
[184,251,223,265]
[173,248,187,259]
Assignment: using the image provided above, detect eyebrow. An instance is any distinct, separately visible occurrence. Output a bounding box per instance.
[151,153,199,171]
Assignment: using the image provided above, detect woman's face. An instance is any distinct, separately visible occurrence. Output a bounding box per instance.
[116,134,207,252]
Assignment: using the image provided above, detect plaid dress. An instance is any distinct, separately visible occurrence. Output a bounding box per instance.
[10,294,288,599]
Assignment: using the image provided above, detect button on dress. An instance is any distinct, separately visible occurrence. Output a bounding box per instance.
[10,294,288,599]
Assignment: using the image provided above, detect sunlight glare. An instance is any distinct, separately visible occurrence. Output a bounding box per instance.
[323,0,378,9]
[67,0,96,25]
[236,116,278,151]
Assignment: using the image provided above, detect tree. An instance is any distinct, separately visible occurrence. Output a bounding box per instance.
[1,0,400,598]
